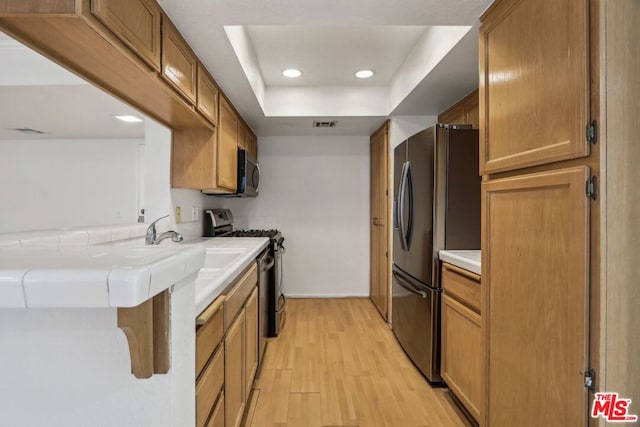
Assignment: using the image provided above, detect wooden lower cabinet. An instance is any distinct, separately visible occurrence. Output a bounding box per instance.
[206,393,224,427]
[244,287,258,399]
[441,263,482,422]
[196,263,259,427]
[196,344,224,427]
[195,296,224,427]
[483,167,589,426]
[225,309,246,427]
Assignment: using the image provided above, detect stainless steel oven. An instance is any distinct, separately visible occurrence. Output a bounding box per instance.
[269,237,286,337]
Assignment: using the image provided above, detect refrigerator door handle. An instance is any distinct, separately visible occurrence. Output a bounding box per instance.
[393,271,428,299]
[405,161,414,247]
[398,161,409,251]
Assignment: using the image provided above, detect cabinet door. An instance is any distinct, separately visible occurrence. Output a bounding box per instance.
[244,287,258,399]
[162,18,197,104]
[483,167,589,426]
[217,96,239,191]
[197,63,219,126]
[206,392,224,427]
[196,344,224,427]
[441,294,482,422]
[224,310,246,427]
[237,121,248,151]
[479,0,589,173]
[247,130,258,161]
[91,0,161,71]
[369,123,389,319]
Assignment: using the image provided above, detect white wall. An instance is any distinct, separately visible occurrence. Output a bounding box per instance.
[0,138,141,233]
[218,135,370,297]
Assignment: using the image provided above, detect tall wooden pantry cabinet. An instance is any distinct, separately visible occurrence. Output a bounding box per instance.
[479,0,639,425]
[370,121,390,320]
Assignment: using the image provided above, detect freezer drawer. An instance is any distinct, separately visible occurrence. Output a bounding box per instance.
[391,265,441,382]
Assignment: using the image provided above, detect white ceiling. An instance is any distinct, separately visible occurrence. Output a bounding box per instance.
[246,25,427,86]
[158,0,493,135]
[0,32,145,140]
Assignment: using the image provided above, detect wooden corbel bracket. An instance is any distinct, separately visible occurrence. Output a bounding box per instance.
[117,290,170,379]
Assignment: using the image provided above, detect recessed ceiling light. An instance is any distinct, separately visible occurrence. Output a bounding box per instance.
[282,68,302,78]
[355,69,375,79]
[114,115,143,123]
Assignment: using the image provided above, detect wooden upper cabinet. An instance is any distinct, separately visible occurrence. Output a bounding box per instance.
[162,17,197,104]
[479,0,589,174]
[238,120,258,161]
[217,96,239,191]
[439,90,479,129]
[197,63,219,126]
[237,120,248,150]
[91,0,162,72]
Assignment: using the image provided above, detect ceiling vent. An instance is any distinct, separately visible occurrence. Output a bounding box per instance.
[11,128,46,135]
[313,120,337,128]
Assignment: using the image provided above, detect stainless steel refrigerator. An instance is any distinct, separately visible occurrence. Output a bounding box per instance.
[392,124,480,382]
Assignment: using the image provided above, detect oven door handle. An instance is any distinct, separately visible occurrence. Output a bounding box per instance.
[261,255,275,271]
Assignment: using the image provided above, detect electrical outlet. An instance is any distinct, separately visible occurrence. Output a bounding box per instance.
[193,206,200,222]
[175,206,182,224]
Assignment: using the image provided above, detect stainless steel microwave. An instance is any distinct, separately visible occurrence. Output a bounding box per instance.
[237,149,259,197]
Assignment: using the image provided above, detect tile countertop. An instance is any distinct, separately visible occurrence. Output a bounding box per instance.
[0,245,206,308]
[185,237,269,315]
[439,250,481,275]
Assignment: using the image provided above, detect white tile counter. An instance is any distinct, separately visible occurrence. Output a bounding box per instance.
[0,245,205,308]
[185,237,269,314]
[439,250,481,275]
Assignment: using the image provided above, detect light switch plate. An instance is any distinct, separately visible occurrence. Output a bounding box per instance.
[175,206,182,223]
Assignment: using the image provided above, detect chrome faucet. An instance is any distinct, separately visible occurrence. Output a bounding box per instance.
[146,214,184,245]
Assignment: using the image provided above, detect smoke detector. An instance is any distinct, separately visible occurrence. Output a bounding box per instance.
[313,121,337,128]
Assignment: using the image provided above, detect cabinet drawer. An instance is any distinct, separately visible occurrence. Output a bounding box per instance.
[441,293,482,422]
[206,392,224,427]
[224,262,257,330]
[196,344,224,427]
[91,0,161,71]
[162,17,197,103]
[442,263,481,313]
[196,296,224,377]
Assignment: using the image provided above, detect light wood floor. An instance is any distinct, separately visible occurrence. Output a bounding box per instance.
[244,298,468,427]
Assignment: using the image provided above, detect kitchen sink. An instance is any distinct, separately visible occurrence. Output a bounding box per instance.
[203,250,244,269]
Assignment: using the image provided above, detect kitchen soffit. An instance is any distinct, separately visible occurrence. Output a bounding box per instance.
[0,32,145,140]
